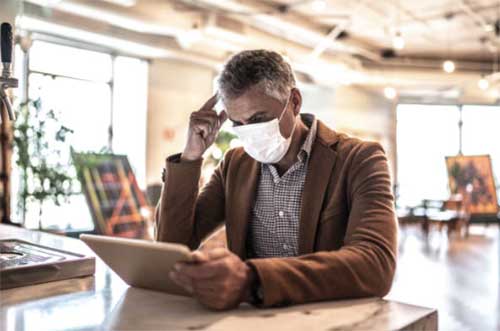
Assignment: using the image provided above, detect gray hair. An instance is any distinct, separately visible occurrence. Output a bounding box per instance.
[217,50,296,104]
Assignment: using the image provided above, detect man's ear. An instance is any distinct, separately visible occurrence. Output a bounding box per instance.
[291,88,302,116]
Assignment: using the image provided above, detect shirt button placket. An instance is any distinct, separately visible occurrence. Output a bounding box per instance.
[275,179,285,241]
[272,174,280,237]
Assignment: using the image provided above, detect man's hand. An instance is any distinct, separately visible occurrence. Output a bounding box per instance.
[169,248,255,310]
[181,94,228,161]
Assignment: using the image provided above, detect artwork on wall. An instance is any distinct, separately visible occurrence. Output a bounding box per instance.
[72,151,151,238]
[446,154,498,215]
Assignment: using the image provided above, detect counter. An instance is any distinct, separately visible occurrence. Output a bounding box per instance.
[0,224,437,330]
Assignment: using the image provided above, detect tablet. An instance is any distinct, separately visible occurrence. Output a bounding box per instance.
[80,234,192,296]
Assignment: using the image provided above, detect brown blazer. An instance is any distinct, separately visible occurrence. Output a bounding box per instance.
[155,119,398,308]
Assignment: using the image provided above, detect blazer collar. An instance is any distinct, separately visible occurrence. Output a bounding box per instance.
[315,118,340,147]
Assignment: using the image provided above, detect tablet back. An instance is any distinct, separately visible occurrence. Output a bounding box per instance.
[80,234,192,296]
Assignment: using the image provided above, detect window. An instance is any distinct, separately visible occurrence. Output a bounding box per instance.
[397,104,460,207]
[397,104,500,208]
[461,105,500,188]
[12,40,148,231]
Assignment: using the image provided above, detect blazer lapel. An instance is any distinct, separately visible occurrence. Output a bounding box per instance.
[227,155,260,259]
[298,128,338,254]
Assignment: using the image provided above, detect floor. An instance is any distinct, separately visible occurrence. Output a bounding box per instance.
[386,224,500,331]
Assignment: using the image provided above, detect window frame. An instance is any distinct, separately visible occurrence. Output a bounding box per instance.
[12,34,149,230]
[396,102,500,208]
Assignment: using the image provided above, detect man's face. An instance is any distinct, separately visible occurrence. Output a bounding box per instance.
[223,86,301,139]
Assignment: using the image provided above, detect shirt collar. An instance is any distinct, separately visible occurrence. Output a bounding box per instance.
[297,113,317,163]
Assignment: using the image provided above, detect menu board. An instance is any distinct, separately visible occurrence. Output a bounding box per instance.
[72,152,150,238]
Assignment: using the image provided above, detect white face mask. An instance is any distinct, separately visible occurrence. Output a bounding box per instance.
[233,96,296,164]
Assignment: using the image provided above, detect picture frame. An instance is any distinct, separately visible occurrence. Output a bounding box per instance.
[445,154,499,215]
[72,151,151,238]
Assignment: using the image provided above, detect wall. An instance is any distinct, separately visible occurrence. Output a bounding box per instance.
[146,66,396,186]
[332,86,397,179]
[301,84,396,179]
[0,0,19,25]
[146,59,215,186]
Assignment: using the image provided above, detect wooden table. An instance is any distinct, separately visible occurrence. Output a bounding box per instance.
[0,225,438,330]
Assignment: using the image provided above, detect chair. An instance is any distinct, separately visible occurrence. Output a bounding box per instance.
[422,194,470,239]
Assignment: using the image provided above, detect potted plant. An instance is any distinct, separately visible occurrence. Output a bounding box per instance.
[12,98,75,228]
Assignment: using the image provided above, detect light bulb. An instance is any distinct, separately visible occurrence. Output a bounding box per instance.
[178,28,203,48]
[311,0,327,12]
[442,60,455,73]
[42,0,63,6]
[392,32,405,50]
[478,77,489,90]
[384,86,397,100]
[484,24,494,32]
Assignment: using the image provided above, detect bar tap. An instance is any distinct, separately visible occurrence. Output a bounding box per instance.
[0,22,18,121]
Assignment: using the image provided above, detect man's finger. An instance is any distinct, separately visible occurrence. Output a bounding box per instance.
[175,259,226,280]
[176,258,229,281]
[192,279,219,291]
[175,263,218,279]
[174,248,231,278]
[198,94,218,113]
[190,250,209,263]
[189,247,229,263]
[169,271,193,293]
[217,110,228,127]
[206,247,230,260]
[192,121,212,138]
[191,111,219,121]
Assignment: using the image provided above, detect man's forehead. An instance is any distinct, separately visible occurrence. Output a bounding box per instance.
[223,89,280,121]
[225,98,269,116]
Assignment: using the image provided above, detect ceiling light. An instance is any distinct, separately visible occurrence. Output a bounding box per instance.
[392,31,405,50]
[384,86,397,100]
[37,0,62,6]
[484,24,494,32]
[311,0,327,12]
[442,60,455,73]
[177,27,203,49]
[103,0,136,6]
[204,26,248,44]
[478,77,489,90]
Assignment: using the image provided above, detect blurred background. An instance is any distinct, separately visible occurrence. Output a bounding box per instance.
[0,0,499,330]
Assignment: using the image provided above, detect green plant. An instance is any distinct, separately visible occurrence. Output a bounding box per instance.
[13,98,75,228]
[208,130,238,164]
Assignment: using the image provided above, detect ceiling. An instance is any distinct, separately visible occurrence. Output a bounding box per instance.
[275,0,500,62]
[15,0,500,103]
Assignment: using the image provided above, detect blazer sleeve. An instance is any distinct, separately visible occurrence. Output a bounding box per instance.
[246,142,398,307]
[154,151,230,250]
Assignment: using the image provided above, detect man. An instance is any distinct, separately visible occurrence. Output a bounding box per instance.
[156,50,397,310]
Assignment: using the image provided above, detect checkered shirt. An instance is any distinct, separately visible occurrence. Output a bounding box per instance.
[247,114,317,258]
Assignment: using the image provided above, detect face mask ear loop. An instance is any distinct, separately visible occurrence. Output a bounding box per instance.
[278,93,292,122]
[278,93,297,140]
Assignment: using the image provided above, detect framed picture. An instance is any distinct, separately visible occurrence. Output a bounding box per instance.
[446,155,499,215]
[72,151,151,238]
